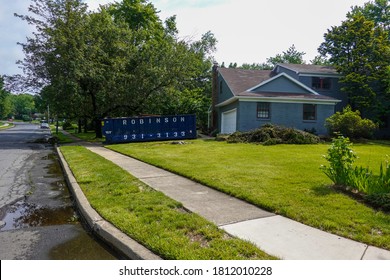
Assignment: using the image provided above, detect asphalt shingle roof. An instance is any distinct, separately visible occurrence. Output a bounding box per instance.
[218,68,273,95]
[277,63,339,75]
[217,64,340,102]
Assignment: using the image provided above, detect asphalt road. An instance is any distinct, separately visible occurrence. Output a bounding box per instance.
[0,122,118,259]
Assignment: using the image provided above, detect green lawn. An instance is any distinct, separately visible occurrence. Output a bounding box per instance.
[0,122,13,130]
[108,140,390,250]
[60,145,275,260]
[51,130,74,143]
[69,130,105,143]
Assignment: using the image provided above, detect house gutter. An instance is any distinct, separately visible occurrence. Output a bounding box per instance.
[215,96,341,108]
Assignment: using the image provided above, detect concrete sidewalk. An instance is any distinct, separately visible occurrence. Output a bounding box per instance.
[83,145,390,260]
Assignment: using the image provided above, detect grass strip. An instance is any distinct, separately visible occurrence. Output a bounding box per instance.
[51,130,74,143]
[68,130,105,143]
[0,122,13,130]
[108,140,390,250]
[60,145,276,260]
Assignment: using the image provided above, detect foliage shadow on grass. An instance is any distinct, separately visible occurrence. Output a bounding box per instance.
[311,185,335,196]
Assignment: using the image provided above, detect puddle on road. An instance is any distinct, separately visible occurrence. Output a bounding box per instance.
[0,152,77,232]
[0,201,77,231]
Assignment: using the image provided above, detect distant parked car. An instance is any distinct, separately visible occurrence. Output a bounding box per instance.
[40,122,50,129]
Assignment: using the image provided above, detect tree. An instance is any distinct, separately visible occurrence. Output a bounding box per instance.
[225,44,307,70]
[9,94,36,120]
[348,0,389,34]
[310,55,331,66]
[12,0,89,128]
[108,0,162,32]
[0,77,12,119]
[240,63,273,70]
[14,0,88,92]
[318,11,390,121]
[12,0,217,137]
[265,44,306,68]
[102,1,217,131]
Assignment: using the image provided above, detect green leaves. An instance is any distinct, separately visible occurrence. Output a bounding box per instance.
[325,105,378,139]
[14,0,217,135]
[319,3,390,119]
[321,136,357,186]
[266,44,306,68]
[321,136,390,196]
[0,78,12,119]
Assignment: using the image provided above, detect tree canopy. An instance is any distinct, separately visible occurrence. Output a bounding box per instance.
[222,44,306,70]
[11,0,217,136]
[318,0,390,121]
[0,78,12,119]
[265,44,306,68]
[10,94,36,120]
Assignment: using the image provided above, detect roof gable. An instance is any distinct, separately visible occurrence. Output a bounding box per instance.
[247,73,319,95]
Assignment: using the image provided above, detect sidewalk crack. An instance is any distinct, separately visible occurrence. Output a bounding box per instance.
[361,245,369,260]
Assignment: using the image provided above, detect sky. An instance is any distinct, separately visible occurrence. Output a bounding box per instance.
[1,0,370,76]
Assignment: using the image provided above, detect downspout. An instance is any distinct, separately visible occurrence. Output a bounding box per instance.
[211,62,219,131]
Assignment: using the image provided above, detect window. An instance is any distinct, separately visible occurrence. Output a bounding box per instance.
[303,104,316,121]
[219,81,223,94]
[312,77,331,90]
[257,102,270,119]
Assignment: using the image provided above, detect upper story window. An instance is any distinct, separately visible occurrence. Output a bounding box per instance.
[303,104,316,121]
[257,102,270,119]
[312,77,331,90]
[219,81,223,94]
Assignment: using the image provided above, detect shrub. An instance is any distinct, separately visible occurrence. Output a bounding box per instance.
[371,161,390,194]
[22,114,31,122]
[226,124,320,145]
[365,193,390,211]
[62,120,74,130]
[325,106,378,139]
[321,136,357,186]
[321,136,390,209]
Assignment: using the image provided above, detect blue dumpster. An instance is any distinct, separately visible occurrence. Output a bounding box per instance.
[102,114,197,144]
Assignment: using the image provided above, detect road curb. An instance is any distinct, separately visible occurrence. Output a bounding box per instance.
[55,145,162,260]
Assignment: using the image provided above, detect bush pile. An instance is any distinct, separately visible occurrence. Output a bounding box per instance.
[226,124,320,145]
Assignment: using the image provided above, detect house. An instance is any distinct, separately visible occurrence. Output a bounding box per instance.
[211,63,346,135]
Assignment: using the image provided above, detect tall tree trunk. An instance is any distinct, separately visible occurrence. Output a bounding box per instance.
[78,118,82,133]
[95,117,103,138]
[89,90,102,138]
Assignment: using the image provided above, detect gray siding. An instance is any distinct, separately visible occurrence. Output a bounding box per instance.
[299,76,347,111]
[217,73,235,103]
[238,101,334,135]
